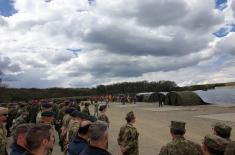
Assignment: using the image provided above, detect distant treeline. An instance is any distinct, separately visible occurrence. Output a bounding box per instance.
[0,79,228,103]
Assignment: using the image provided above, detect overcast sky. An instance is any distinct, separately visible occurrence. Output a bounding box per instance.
[0,0,235,88]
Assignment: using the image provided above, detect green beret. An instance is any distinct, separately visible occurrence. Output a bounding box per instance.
[204,134,228,151]
[87,115,97,122]
[41,111,55,117]
[213,122,232,136]
[71,110,86,119]
[170,121,186,131]
[80,112,97,122]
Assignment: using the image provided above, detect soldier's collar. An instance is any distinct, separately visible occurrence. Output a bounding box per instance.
[173,135,185,140]
[127,123,133,127]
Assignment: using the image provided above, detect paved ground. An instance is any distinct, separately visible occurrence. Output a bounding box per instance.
[8,102,235,155]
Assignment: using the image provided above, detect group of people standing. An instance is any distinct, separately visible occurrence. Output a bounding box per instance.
[0,99,235,155]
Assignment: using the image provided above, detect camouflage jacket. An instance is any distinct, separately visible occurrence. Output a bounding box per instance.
[0,124,7,155]
[67,119,81,143]
[118,124,139,155]
[159,136,202,155]
[98,113,109,125]
[12,116,27,131]
[82,107,90,116]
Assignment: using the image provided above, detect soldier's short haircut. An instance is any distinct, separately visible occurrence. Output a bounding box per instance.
[215,131,231,139]
[13,123,34,142]
[170,128,185,136]
[206,146,224,155]
[88,121,108,142]
[26,124,52,151]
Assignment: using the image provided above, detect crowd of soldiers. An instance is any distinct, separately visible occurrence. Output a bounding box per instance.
[0,99,235,155]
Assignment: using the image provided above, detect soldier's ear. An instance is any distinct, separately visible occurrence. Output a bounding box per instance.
[42,139,49,146]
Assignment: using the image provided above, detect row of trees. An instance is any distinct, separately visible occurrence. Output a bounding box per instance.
[0,73,227,103]
[0,80,177,102]
[96,80,177,95]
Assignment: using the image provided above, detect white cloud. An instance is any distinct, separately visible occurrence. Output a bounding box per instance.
[0,0,234,88]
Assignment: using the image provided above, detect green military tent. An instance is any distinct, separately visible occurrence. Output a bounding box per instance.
[136,92,166,102]
[164,91,206,106]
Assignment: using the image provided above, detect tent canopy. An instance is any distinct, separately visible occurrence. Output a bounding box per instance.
[165,91,206,106]
[136,92,166,102]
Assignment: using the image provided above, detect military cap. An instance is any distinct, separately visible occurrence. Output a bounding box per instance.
[87,115,97,122]
[213,122,232,135]
[170,121,186,131]
[71,110,86,119]
[41,103,52,108]
[203,134,228,151]
[0,107,8,115]
[41,111,56,117]
[64,107,76,114]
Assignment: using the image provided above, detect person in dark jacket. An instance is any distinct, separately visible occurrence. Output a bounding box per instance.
[68,120,91,155]
[10,123,33,155]
[80,121,111,155]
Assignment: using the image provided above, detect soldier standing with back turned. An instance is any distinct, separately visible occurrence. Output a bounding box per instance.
[159,121,202,155]
[118,111,139,155]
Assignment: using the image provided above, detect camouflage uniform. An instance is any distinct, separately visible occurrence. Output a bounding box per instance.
[66,119,81,143]
[98,113,109,125]
[11,115,27,131]
[36,111,42,123]
[82,107,90,116]
[224,141,235,155]
[0,124,7,155]
[118,124,139,155]
[203,134,228,155]
[6,107,17,137]
[62,114,72,155]
[94,102,99,117]
[159,136,202,155]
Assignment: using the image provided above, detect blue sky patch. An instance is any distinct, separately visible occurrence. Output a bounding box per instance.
[215,0,228,10]
[213,24,235,37]
[0,0,17,17]
[88,0,96,6]
[66,48,82,57]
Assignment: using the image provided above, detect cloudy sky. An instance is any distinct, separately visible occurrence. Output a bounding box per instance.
[0,0,235,88]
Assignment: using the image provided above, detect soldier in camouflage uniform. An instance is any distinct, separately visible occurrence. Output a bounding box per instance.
[93,102,99,117]
[61,108,75,155]
[224,141,235,155]
[11,111,28,131]
[6,103,17,137]
[159,121,202,155]
[66,110,85,143]
[82,103,90,116]
[212,122,232,140]
[118,111,139,155]
[39,111,56,155]
[0,107,8,155]
[98,105,109,126]
[36,103,52,123]
[201,134,228,155]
